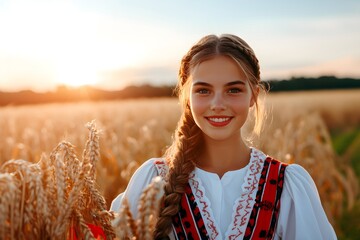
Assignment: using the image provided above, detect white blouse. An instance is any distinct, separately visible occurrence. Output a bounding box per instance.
[111,148,337,240]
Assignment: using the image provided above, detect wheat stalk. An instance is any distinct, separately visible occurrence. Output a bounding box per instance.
[112,176,165,239]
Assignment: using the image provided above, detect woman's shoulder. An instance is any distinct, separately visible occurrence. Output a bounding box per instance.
[137,157,162,170]
[257,150,317,195]
[276,163,337,239]
[129,157,167,181]
[265,154,317,191]
[259,151,311,179]
[281,163,320,199]
[131,157,166,172]
[284,163,314,182]
[110,157,164,212]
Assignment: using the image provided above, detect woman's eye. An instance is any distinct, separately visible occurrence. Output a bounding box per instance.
[197,89,210,94]
[228,88,241,94]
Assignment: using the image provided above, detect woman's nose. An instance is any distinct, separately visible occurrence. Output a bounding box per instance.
[210,93,226,112]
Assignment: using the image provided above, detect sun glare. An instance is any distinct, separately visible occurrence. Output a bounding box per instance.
[57,69,97,87]
[55,65,99,88]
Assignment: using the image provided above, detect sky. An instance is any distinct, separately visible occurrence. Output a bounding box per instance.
[0,0,359,92]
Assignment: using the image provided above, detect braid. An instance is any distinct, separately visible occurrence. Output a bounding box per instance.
[153,108,203,239]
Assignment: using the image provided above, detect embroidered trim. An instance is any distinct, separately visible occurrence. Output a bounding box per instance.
[243,158,288,239]
[267,163,287,238]
[189,172,221,240]
[154,159,210,239]
[225,148,267,239]
[154,158,168,178]
[172,184,209,239]
[243,158,271,239]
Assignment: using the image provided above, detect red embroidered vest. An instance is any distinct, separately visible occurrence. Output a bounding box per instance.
[155,157,288,240]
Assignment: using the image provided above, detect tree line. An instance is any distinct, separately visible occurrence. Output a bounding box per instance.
[1,76,359,106]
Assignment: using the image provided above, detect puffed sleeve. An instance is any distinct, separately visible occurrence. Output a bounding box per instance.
[110,158,158,218]
[275,164,337,240]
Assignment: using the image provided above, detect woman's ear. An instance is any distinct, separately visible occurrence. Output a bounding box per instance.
[250,86,260,107]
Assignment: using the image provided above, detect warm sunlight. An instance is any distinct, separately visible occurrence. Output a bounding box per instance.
[55,65,99,87]
[0,1,146,91]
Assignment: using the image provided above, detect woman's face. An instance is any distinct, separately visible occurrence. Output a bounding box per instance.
[189,55,255,142]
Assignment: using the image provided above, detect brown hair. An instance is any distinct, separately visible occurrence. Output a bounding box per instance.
[153,34,263,239]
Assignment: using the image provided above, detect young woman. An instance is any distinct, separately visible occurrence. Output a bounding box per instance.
[111,34,337,239]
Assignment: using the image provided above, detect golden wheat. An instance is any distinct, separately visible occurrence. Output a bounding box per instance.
[0,121,116,239]
[112,176,164,239]
[0,90,359,237]
[261,112,358,226]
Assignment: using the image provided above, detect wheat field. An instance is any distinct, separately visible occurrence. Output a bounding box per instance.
[0,89,359,239]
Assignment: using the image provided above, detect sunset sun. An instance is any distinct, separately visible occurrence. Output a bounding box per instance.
[55,65,99,88]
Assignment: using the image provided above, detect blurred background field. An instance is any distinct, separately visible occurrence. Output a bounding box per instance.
[1,89,359,239]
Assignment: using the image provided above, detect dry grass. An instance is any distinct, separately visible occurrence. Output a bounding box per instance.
[261,112,358,225]
[0,89,359,238]
[265,89,360,131]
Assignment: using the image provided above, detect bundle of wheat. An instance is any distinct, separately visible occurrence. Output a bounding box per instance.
[0,121,115,239]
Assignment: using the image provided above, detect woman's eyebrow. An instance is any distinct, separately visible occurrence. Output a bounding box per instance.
[225,80,245,87]
[192,80,245,87]
[192,81,212,87]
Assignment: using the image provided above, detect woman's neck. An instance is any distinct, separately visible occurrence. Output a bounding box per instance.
[196,135,251,178]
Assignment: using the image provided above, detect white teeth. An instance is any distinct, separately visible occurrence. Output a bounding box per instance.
[208,117,230,122]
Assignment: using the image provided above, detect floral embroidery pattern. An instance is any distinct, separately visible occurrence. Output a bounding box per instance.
[154,158,168,178]
[189,172,220,239]
[225,148,266,239]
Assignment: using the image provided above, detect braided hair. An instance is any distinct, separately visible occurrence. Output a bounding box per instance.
[153,34,262,239]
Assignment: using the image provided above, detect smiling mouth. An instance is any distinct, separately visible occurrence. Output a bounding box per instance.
[205,117,233,127]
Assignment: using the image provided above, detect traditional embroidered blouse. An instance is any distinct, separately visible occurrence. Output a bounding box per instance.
[111,148,337,240]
